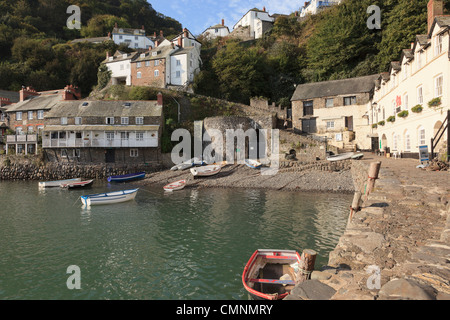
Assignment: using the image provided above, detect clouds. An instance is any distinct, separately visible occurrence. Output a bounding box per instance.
[151,0,304,35]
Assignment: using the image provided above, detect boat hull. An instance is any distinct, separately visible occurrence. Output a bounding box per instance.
[326,152,354,161]
[39,178,82,188]
[190,165,221,177]
[245,159,262,169]
[61,179,94,189]
[163,180,186,192]
[242,249,301,300]
[107,172,146,182]
[81,188,139,206]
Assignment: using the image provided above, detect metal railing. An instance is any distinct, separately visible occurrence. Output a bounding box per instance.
[431,110,449,162]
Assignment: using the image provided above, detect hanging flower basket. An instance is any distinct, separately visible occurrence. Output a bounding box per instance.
[397,110,409,118]
[428,97,442,108]
[411,105,423,113]
[387,116,396,123]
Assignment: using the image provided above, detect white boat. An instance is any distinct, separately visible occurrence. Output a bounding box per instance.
[39,178,82,188]
[60,179,94,189]
[351,152,364,160]
[190,165,221,177]
[326,152,354,162]
[163,179,187,192]
[80,188,139,206]
[245,159,262,169]
[170,157,204,171]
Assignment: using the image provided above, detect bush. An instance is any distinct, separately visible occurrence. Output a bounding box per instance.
[397,110,408,118]
[372,124,378,128]
[411,105,423,113]
[387,116,395,122]
[428,97,442,108]
[378,121,385,126]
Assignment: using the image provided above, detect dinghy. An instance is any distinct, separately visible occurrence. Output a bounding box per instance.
[245,159,262,169]
[190,165,221,177]
[39,178,82,188]
[170,157,204,171]
[60,179,94,189]
[107,172,145,182]
[351,152,364,160]
[81,188,139,206]
[326,152,354,162]
[242,249,301,300]
[163,179,186,192]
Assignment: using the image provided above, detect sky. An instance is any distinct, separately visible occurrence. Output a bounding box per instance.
[150,0,307,35]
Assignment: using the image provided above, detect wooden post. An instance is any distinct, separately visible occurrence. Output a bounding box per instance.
[365,161,381,201]
[349,191,362,222]
[296,249,317,284]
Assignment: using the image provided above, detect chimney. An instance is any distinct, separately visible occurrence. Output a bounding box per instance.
[183,28,188,38]
[222,19,224,26]
[263,6,266,12]
[160,30,163,37]
[63,85,81,101]
[178,36,183,48]
[428,0,444,33]
[154,31,157,38]
[19,86,39,102]
[157,92,163,106]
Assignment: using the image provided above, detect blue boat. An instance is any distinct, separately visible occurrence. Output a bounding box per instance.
[107,172,146,182]
[81,188,139,206]
[245,159,262,169]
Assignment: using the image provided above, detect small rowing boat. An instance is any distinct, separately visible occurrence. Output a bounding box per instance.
[190,165,221,177]
[61,179,94,189]
[351,152,364,160]
[326,152,354,162]
[107,172,145,182]
[245,159,262,169]
[170,157,204,171]
[81,188,139,206]
[163,179,186,192]
[242,249,301,300]
[39,178,82,188]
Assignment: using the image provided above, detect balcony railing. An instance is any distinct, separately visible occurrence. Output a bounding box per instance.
[42,137,157,148]
[6,134,38,143]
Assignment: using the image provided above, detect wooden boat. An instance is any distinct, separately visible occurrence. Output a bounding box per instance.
[190,165,221,177]
[351,152,364,160]
[245,159,262,169]
[326,152,354,162]
[242,249,301,300]
[163,179,186,192]
[81,188,139,206]
[107,172,145,182]
[170,157,204,171]
[60,179,94,189]
[39,178,82,188]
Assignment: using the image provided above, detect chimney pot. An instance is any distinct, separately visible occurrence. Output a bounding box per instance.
[222,19,224,26]
[263,6,266,12]
[428,0,444,33]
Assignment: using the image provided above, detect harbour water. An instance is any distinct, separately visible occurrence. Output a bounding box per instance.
[0,181,352,300]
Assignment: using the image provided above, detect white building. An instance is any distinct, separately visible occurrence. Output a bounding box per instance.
[233,7,274,39]
[202,20,230,40]
[111,26,155,50]
[300,0,341,18]
[103,51,139,86]
[370,0,449,160]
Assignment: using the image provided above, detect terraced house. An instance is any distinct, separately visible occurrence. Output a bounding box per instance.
[41,94,163,164]
[370,0,450,160]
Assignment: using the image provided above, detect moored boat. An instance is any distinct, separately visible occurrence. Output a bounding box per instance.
[163,179,186,192]
[80,188,139,206]
[190,165,221,177]
[170,157,204,171]
[326,152,354,162]
[242,249,301,300]
[107,172,146,182]
[39,178,82,188]
[245,159,262,169]
[351,152,364,160]
[60,179,94,189]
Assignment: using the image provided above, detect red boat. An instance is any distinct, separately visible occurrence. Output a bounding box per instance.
[60,179,94,189]
[242,249,301,300]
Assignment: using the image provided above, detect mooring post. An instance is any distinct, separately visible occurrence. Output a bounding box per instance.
[349,191,362,222]
[365,161,381,201]
[296,249,317,284]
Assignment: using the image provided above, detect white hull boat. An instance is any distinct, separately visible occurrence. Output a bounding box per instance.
[81,188,139,206]
[39,178,82,188]
[163,179,187,192]
[326,152,354,162]
[245,159,262,169]
[190,165,221,177]
[170,157,204,171]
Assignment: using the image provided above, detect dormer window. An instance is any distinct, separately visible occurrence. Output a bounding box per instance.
[435,34,443,56]
[152,51,157,57]
[108,57,113,61]
[122,54,128,59]
[140,53,146,58]
[119,29,123,33]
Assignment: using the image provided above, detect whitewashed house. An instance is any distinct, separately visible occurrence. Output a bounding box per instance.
[103,51,139,86]
[233,7,274,39]
[112,25,155,50]
[202,20,230,40]
[300,0,341,18]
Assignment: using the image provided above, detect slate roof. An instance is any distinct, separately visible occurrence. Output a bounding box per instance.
[291,74,380,101]
[6,92,62,112]
[0,90,20,103]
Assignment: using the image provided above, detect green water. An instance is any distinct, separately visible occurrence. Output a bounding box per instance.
[0,181,352,300]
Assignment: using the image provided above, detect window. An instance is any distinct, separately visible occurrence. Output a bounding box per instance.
[0,113,4,121]
[75,132,82,139]
[120,64,124,70]
[175,71,181,78]
[16,112,22,121]
[51,132,58,139]
[137,62,141,68]
[145,61,150,67]
[61,117,68,125]
[137,72,142,79]
[435,75,443,97]
[27,126,34,133]
[176,59,181,66]
[59,132,66,139]
[417,52,422,69]
[75,117,82,125]
[120,132,129,140]
[28,111,33,120]
[405,131,411,151]
[106,132,115,141]
[303,101,313,116]
[37,110,44,120]
[403,65,408,80]
[417,86,423,105]
[121,117,129,125]
[326,121,335,129]
[325,98,334,108]
[74,149,80,158]
[61,149,67,158]
[154,70,159,77]
[435,34,443,56]
[403,93,408,110]
[393,134,398,150]
[130,149,138,157]
[106,117,114,124]
[154,60,159,66]
[136,132,144,141]
[344,96,357,106]
[418,127,426,146]
[135,117,144,125]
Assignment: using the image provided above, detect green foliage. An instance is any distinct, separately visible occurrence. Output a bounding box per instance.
[397,110,409,118]
[97,64,111,90]
[387,116,396,122]
[411,105,423,113]
[428,97,442,108]
[378,121,385,126]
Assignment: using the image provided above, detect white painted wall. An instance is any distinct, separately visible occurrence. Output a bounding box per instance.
[112,33,154,49]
